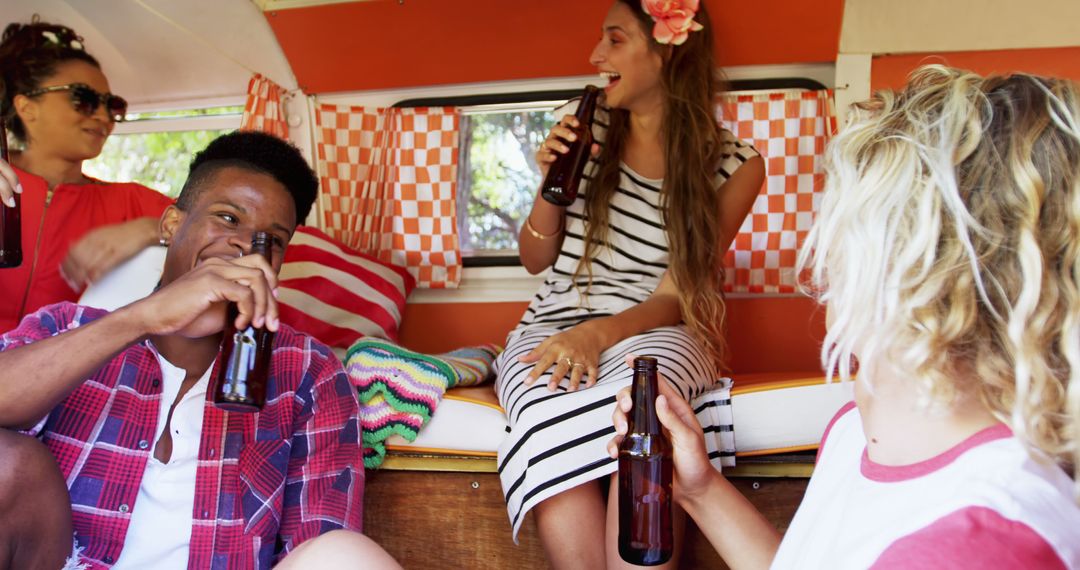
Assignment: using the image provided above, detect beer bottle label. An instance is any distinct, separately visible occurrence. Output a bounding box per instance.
[226,326,257,385]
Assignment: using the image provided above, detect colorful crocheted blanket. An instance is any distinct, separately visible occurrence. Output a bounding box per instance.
[343,338,502,468]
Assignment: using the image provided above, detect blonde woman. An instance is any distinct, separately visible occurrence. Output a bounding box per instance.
[611,65,1080,568]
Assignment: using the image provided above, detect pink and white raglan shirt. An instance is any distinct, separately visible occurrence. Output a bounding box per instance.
[772,402,1080,569]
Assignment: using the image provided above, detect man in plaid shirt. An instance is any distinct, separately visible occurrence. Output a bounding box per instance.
[0,132,398,569]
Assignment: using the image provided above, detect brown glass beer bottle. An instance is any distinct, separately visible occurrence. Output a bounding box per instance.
[214,232,275,412]
[0,122,22,268]
[618,356,674,566]
[540,84,600,206]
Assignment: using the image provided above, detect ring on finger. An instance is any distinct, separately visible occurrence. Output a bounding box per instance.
[560,356,573,368]
[571,362,586,369]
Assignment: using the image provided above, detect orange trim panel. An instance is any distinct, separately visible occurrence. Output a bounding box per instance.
[443,393,505,413]
[736,444,818,458]
[731,376,831,396]
[871,47,1080,91]
[385,445,499,458]
[266,0,844,93]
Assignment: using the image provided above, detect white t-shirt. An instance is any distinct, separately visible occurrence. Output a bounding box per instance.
[773,402,1080,569]
[111,350,209,570]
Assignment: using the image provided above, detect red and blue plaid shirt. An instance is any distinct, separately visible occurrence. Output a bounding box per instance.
[1,302,364,569]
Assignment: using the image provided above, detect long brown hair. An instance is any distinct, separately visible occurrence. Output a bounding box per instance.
[577,0,728,372]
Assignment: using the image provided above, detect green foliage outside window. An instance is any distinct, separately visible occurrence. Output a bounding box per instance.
[84,107,241,198]
[84,129,230,198]
[82,104,559,256]
[460,109,556,253]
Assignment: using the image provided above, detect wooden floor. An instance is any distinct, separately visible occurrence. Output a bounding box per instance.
[363,456,809,569]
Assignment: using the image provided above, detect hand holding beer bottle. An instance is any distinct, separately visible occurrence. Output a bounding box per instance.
[616,356,674,565]
[214,231,276,412]
[536,85,602,206]
[608,356,725,564]
[609,356,719,505]
[0,122,22,268]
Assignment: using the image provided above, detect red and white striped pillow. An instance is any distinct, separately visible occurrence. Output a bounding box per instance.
[278,226,415,348]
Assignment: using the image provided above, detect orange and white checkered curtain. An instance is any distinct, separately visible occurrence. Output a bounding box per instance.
[240,74,289,139]
[312,104,461,288]
[718,90,836,294]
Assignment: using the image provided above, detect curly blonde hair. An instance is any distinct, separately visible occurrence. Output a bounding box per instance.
[798,65,1080,495]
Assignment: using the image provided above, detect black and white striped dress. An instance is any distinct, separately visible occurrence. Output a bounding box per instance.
[495,101,759,540]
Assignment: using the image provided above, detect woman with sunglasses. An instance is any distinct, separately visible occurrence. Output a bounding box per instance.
[0,19,172,333]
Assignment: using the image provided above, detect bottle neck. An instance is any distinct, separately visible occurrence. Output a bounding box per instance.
[629,366,662,435]
[575,87,600,125]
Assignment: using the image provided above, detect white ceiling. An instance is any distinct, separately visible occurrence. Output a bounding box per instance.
[2,0,297,111]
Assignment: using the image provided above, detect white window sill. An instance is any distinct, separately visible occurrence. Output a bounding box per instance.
[406,265,811,304]
[408,265,545,304]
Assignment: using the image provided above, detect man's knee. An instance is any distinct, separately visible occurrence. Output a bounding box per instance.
[0,430,72,570]
[0,429,66,511]
[279,530,401,570]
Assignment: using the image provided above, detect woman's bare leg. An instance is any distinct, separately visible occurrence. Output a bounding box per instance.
[533,480,608,569]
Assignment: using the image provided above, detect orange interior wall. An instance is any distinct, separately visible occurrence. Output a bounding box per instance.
[272,0,841,372]
[266,0,844,93]
[724,296,825,374]
[398,301,526,354]
[871,47,1080,91]
[399,296,825,375]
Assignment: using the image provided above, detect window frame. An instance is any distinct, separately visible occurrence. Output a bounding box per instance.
[111,106,244,136]
[110,113,242,136]
[401,78,828,268]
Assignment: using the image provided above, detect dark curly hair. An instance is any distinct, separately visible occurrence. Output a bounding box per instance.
[177,131,319,225]
[0,18,100,142]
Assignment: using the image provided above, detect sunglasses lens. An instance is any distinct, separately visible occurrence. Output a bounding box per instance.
[70,86,100,117]
[106,95,128,122]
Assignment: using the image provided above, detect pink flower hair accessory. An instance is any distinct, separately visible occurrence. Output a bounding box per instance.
[641,0,705,45]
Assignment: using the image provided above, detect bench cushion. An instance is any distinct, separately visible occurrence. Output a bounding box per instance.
[386,373,852,459]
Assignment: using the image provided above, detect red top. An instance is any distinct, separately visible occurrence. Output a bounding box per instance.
[0,167,173,332]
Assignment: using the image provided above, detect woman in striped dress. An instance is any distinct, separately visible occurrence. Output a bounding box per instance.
[493,1,765,566]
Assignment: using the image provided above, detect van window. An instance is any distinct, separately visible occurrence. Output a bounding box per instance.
[459,102,562,261]
[399,78,827,267]
[396,90,579,266]
[85,106,243,198]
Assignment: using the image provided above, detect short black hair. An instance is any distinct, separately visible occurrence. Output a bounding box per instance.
[0,20,101,142]
[177,131,318,225]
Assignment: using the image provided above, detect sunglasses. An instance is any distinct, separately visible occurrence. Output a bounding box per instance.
[22,83,128,122]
